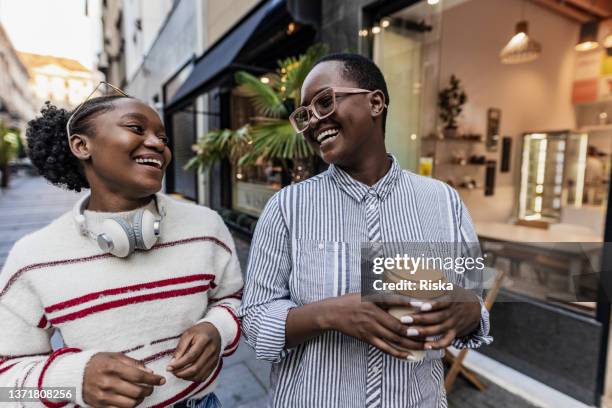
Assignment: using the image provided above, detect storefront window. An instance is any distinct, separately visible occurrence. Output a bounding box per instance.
[230,89,282,216]
[368,0,611,316]
[372,1,442,172]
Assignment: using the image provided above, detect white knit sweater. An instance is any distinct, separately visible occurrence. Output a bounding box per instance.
[0,194,243,407]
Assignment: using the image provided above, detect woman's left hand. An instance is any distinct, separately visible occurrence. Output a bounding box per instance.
[400,288,482,350]
[167,322,221,382]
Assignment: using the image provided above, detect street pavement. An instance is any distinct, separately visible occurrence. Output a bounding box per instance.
[0,175,536,408]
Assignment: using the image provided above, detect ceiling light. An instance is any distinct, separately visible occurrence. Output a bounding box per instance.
[500,21,541,64]
[381,19,391,28]
[427,0,439,4]
[260,76,270,84]
[576,21,599,52]
[372,25,381,34]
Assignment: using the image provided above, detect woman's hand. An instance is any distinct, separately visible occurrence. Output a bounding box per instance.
[167,322,221,382]
[83,352,166,408]
[322,293,426,359]
[400,289,482,350]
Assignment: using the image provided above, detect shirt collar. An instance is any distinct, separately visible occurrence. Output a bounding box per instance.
[327,155,402,202]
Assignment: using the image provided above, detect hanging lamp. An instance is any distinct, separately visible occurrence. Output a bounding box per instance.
[575,21,600,52]
[500,20,542,64]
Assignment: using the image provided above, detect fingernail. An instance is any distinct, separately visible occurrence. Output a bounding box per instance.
[410,301,423,307]
[424,344,432,350]
[420,303,432,312]
[160,377,166,385]
[406,328,419,336]
[166,366,173,371]
[425,336,436,341]
[400,315,414,324]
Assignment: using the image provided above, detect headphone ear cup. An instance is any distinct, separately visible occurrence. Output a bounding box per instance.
[134,209,158,250]
[101,217,135,257]
[132,210,146,250]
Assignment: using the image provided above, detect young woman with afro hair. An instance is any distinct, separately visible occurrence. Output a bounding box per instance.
[0,87,243,408]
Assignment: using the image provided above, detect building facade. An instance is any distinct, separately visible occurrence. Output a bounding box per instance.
[18,52,98,110]
[0,24,36,133]
[98,0,128,88]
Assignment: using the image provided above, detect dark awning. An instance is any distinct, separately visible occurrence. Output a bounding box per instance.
[166,0,284,110]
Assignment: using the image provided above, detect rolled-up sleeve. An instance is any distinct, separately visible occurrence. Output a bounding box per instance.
[452,198,493,349]
[238,194,297,362]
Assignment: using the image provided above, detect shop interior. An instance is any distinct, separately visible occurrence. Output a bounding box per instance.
[371,0,612,317]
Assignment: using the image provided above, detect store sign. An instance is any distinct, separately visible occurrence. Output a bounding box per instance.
[233,181,278,217]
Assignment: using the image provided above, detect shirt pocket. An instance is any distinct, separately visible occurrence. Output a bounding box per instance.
[291,240,353,305]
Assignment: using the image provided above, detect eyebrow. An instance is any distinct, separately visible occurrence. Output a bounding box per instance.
[120,112,166,133]
[301,86,330,106]
[120,112,148,122]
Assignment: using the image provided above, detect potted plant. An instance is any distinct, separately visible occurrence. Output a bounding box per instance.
[186,44,327,182]
[438,74,467,139]
[0,122,20,188]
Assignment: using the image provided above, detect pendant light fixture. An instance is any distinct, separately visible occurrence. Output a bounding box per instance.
[500,1,542,64]
[575,21,600,52]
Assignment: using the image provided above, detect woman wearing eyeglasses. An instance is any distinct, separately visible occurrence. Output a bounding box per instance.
[0,86,242,408]
[240,54,492,407]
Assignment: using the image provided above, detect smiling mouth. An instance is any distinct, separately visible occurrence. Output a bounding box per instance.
[134,157,163,169]
[316,128,340,145]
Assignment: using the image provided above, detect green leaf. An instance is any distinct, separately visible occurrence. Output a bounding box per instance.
[235,71,287,118]
[248,120,314,161]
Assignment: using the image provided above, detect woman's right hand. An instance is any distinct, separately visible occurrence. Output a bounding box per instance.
[323,293,425,359]
[83,352,166,408]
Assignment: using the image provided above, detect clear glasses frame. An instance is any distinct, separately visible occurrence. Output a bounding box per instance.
[289,87,374,134]
[65,81,128,141]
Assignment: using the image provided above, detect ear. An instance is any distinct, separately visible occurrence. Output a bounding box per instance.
[69,134,92,161]
[369,90,386,119]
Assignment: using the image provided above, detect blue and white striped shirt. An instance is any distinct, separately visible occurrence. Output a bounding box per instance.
[239,155,492,407]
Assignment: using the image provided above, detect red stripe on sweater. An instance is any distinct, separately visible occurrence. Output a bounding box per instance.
[0,362,17,375]
[146,360,223,408]
[37,315,48,328]
[1,352,51,361]
[1,236,231,298]
[151,334,182,345]
[216,305,241,353]
[21,360,42,389]
[38,347,81,408]
[121,334,182,354]
[45,274,215,313]
[153,236,231,254]
[140,348,175,364]
[49,285,211,325]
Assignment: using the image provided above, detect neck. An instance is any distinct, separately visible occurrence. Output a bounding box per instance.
[340,146,391,187]
[87,188,154,212]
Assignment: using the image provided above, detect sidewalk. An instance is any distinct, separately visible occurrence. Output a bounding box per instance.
[0,175,537,408]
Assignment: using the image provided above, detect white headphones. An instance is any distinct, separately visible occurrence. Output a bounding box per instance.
[73,194,166,258]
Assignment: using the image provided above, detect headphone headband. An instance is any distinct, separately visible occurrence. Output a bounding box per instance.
[72,194,166,257]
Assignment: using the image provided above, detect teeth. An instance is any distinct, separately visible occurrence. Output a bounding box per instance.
[135,158,162,168]
[317,128,339,143]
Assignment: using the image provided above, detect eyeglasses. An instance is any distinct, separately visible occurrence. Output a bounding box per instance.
[66,81,128,141]
[289,87,377,134]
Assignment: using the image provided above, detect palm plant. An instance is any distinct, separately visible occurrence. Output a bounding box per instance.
[186,44,327,181]
[0,122,20,188]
